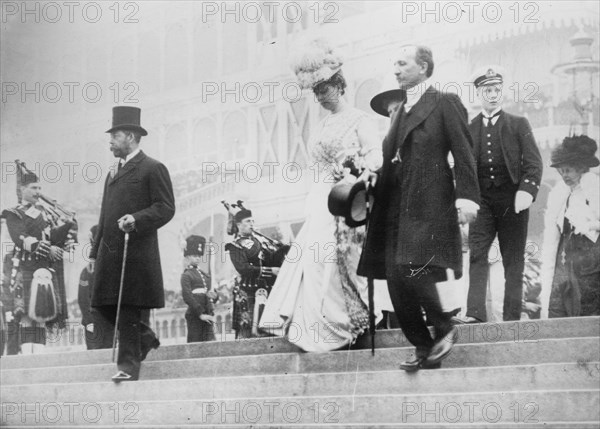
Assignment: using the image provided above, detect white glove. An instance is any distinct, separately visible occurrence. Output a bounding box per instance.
[117,214,136,232]
[200,314,215,323]
[6,311,14,323]
[515,190,533,214]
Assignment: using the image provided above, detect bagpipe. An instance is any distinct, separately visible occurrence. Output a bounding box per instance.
[221,200,290,267]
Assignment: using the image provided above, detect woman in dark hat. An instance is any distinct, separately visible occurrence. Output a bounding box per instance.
[540,135,600,318]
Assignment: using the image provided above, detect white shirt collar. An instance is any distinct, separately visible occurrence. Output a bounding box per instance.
[404,78,432,112]
[121,148,141,165]
[481,107,502,125]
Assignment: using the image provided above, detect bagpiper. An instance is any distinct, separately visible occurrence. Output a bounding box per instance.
[1,164,75,354]
[224,204,289,338]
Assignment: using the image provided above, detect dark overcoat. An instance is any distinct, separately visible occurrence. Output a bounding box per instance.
[358,87,480,279]
[469,111,543,198]
[90,151,175,308]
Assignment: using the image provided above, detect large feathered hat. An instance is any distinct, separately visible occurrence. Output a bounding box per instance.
[290,38,344,89]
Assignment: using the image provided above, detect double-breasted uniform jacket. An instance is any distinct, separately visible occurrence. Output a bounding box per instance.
[90,151,175,309]
[469,111,543,198]
[358,87,480,279]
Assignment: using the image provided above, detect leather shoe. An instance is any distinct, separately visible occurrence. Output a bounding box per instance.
[140,337,160,361]
[399,356,442,372]
[111,370,137,383]
[425,326,458,366]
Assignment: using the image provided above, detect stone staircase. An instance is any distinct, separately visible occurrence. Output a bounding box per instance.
[1,317,599,428]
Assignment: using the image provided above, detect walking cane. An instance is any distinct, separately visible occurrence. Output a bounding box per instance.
[112,232,129,363]
[364,181,376,356]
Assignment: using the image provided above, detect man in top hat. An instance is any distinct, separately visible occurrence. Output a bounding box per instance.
[358,45,481,371]
[90,106,175,382]
[370,89,407,119]
[460,66,543,323]
[181,235,218,343]
[226,209,287,338]
[1,168,71,354]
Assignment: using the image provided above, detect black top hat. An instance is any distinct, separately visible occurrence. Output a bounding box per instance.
[370,89,407,117]
[106,106,148,136]
[234,209,253,223]
[551,135,600,168]
[328,180,374,227]
[474,67,503,88]
[185,235,206,257]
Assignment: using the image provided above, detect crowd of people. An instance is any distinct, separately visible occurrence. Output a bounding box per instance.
[0,40,598,381]
[172,168,220,198]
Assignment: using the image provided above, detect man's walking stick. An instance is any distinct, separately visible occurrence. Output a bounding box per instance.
[365,182,376,356]
[112,232,129,363]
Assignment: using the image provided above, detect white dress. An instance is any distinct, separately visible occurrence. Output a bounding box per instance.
[259,107,391,352]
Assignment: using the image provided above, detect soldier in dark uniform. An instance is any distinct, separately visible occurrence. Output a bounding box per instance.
[460,67,543,323]
[226,209,288,338]
[181,235,217,343]
[1,170,72,354]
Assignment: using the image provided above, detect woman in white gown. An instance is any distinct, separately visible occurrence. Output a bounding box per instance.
[259,41,390,351]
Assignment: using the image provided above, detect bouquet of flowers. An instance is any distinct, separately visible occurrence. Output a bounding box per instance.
[311,139,364,182]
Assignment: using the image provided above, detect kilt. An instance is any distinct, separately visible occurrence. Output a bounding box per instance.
[19,258,68,328]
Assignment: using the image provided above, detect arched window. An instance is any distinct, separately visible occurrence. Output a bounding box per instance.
[222,111,247,161]
[193,117,218,163]
[162,320,169,338]
[165,24,188,89]
[171,319,177,338]
[179,318,186,337]
[138,32,161,94]
[165,122,188,162]
[193,23,218,80]
[223,21,247,74]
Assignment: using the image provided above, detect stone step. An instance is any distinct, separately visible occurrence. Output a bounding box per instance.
[2,316,598,370]
[2,390,598,426]
[3,362,598,404]
[2,337,598,386]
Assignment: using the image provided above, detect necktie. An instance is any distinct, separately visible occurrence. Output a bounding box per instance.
[118,161,123,172]
[483,110,502,127]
